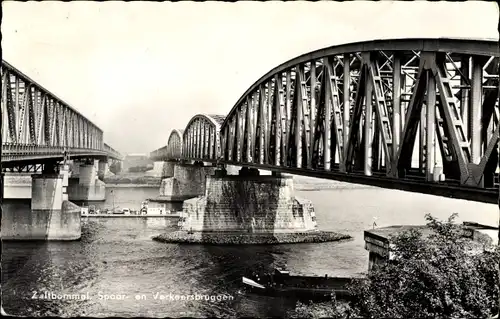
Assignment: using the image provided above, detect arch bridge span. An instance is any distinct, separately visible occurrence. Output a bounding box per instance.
[151,38,500,203]
[182,114,224,162]
[220,38,499,202]
[149,114,224,163]
[150,129,184,161]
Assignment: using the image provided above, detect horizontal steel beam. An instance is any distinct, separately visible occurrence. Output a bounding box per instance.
[221,160,497,204]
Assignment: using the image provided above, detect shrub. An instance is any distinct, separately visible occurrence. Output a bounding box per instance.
[348,213,499,319]
[287,214,498,319]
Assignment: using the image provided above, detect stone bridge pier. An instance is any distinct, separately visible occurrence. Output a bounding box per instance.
[155,162,216,202]
[97,160,114,180]
[68,159,106,201]
[151,161,176,178]
[178,167,318,233]
[1,162,81,240]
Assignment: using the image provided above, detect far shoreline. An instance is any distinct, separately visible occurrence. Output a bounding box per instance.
[107,184,160,188]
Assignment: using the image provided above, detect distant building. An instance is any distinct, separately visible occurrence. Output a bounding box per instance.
[147,201,168,214]
[122,153,154,173]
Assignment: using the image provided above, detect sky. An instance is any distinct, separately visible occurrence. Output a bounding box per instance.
[2,1,498,155]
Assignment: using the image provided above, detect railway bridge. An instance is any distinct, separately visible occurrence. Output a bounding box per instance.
[149,37,499,233]
[1,60,123,240]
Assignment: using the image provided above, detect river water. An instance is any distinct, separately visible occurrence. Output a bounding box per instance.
[2,179,498,317]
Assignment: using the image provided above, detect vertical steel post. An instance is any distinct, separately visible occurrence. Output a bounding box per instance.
[364,65,373,176]
[296,68,303,169]
[309,61,316,169]
[470,56,483,165]
[393,53,402,165]
[419,104,426,173]
[461,55,470,139]
[324,63,332,171]
[343,53,351,152]
[426,72,436,181]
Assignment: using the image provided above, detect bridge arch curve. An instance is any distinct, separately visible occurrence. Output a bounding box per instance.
[182,114,225,161]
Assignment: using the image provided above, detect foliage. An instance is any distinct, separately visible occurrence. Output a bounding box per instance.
[286,297,354,319]
[348,213,499,319]
[287,214,499,319]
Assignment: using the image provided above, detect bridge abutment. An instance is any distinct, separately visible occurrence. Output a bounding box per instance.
[156,163,215,201]
[67,160,106,201]
[1,164,81,240]
[178,167,318,233]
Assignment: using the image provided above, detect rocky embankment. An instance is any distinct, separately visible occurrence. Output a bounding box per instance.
[152,230,352,245]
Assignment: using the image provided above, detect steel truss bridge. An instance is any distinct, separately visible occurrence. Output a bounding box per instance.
[151,38,499,203]
[1,60,122,172]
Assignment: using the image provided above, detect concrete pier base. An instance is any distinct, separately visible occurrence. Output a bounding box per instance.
[1,169,81,240]
[156,163,215,202]
[68,162,106,201]
[162,161,176,178]
[154,168,352,244]
[179,168,318,233]
[97,161,110,180]
[149,161,176,178]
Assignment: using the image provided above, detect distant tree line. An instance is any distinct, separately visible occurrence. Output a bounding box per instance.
[128,166,151,173]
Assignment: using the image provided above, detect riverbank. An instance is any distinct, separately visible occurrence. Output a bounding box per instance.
[104,173,161,186]
[107,184,160,188]
[152,230,352,245]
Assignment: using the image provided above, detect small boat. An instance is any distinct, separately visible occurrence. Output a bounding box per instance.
[241,268,355,301]
[112,208,124,214]
[242,277,266,289]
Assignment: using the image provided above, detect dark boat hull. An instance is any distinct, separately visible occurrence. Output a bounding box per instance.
[242,274,354,301]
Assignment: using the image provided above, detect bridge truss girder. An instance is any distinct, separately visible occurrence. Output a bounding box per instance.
[220,39,499,189]
[182,114,224,162]
[150,129,184,161]
[1,61,122,167]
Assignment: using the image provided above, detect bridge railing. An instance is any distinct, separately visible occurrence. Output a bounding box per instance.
[1,143,107,161]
